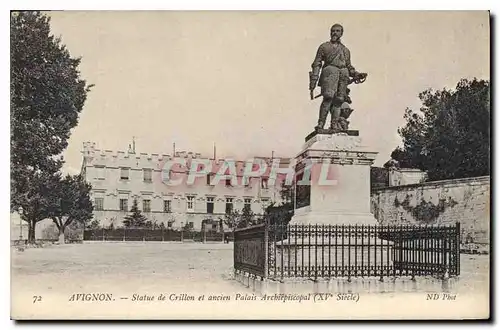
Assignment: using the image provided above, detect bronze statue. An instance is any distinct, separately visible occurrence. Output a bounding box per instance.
[309,24,367,132]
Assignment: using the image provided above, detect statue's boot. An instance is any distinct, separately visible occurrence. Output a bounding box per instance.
[329,118,341,131]
[316,100,331,130]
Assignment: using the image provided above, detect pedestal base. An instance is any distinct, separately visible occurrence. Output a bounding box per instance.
[292,132,378,227]
[305,129,359,142]
[289,207,378,226]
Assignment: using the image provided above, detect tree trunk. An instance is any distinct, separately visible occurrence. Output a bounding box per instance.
[58,227,65,244]
[28,220,36,244]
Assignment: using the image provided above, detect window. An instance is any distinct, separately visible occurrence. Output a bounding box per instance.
[167,221,173,228]
[212,224,218,230]
[95,166,105,180]
[206,174,212,185]
[243,198,252,212]
[261,178,269,189]
[243,176,251,187]
[206,197,214,214]
[120,167,129,180]
[143,169,152,182]
[119,199,128,212]
[225,178,232,187]
[95,197,104,211]
[143,199,151,212]
[187,196,195,212]
[164,200,171,213]
[225,197,233,214]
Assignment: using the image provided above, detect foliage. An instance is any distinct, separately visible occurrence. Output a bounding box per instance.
[390,79,490,181]
[123,199,148,228]
[263,178,296,226]
[370,167,389,190]
[394,194,459,224]
[239,206,259,228]
[107,217,118,229]
[48,174,93,241]
[86,219,101,230]
[219,206,262,231]
[219,209,242,231]
[183,222,194,231]
[264,202,294,226]
[42,222,83,241]
[279,178,295,205]
[11,11,93,241]
[14,172,61,242]
[144,219,164,229]
[165,213,176,228]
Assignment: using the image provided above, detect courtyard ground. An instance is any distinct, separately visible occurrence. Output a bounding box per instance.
[10,242,490,320]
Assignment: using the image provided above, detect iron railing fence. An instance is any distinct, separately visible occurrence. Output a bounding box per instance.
[234,222,460,281]
[83,228,225,242]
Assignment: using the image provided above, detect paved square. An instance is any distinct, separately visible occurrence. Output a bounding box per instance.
[11,242,489,297]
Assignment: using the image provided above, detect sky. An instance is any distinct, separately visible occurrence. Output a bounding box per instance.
[45,11,490,174]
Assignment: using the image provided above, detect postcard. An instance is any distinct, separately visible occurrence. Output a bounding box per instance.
[10,10,490,320]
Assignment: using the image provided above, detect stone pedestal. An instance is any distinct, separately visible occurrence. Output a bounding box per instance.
[290,131,378,226]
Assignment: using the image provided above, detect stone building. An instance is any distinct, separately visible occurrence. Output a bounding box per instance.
[80,142,290,231]
[388,168,427,186]
[371,166,427,190]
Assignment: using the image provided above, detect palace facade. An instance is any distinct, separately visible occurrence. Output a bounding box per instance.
[80,142,291,231]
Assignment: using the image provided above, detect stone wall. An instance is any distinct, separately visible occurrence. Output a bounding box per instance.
[371,176,490,245]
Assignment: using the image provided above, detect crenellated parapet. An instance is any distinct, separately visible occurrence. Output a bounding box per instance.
[81,142,292,188]
[81,142,215,169]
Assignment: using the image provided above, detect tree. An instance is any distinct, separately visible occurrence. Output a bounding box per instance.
[123,199,148,228]
[145,219,159,229]
[86,219,101,230]
[48,174,93,244]
[390,79,490,181]
[262,178,295,227]
[279,177,295,206]
[220,209,242,232]
[239,206,258,228]
[264,203,294,227]
[16,172,61,243]
[11,11,93,242]
[165,213,176,229]
[107,217,117,229]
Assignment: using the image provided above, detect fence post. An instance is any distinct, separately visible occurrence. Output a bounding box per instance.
[123,227,126,242]
[456,222,461,276]
[264,222,269,279]
[102,227,105,242]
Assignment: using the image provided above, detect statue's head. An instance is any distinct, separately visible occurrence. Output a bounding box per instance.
[330,24,344,42]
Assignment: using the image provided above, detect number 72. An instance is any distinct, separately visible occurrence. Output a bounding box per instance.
[32,296,42,303]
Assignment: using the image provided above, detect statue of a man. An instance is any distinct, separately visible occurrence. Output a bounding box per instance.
[309,24,367,131]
